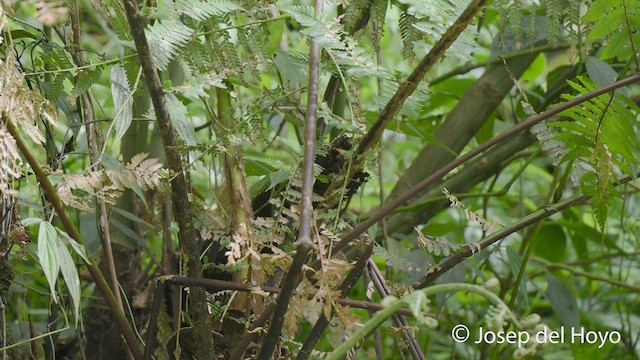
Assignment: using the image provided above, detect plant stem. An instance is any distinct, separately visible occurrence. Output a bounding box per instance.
[257,0,323,356]
[3,114,144,360]
[334,73,640,259]
[120,0,212,357]
[326,283,513,360]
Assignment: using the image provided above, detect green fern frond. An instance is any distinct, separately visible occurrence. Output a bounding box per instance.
[41,73,69,103]
[507,1,523,48]
[584,0,640,61]
[565,0,581,61]
[110,3,132,41]
[539,76,640,230]
[544,0,562,45]
[145,19,193,71]
[399,11,417,63]
[173,0,242,22]
[495,0,509,48]
[72,66,103,97]
[371,0,388,52]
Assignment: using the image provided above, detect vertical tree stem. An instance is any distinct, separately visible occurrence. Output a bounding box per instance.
[257,0,324,357]
[120,0,212,357]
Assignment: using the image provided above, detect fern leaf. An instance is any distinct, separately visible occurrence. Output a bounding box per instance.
[146,19,193,70]
[111,64,133,143]
[371,0,388,52]
[536,75,640,230]
[399,11,417,63]
[174,0,242,22]
[584,0,640,61]
[72,66,103,98]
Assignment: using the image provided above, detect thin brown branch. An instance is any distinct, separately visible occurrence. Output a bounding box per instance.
[120,0,212,357]
[368,259,425,360]
[414,195,588,288]
[332,73,640,260]
[356,0,488,155]
[529,256,640,292]
[3,115,144,359]
[69,0,124,315]
[258,0,323,356]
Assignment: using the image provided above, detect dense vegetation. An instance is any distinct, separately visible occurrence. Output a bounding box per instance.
[2,0,640,359]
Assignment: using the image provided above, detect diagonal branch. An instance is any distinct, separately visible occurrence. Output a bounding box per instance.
[3,114,144,360]
[331,73,640,259]
[356,0,488,156]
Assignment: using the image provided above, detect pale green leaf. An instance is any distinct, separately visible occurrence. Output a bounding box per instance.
[21,217,43,227]
[56,237,81,323]
[56,229,91,264]
[111,64,133,142]
[38,221,60,302]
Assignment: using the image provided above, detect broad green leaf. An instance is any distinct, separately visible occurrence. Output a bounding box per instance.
[244,157,278,177]
[38,221,60,302]
[110,218,147,248]
[545,273,579,328]
[56,229,91,264]
[585,57,619,89]
[268,170,291,190]
[56,237,81,323]
[111,64,133,143]
[533,224,567,263]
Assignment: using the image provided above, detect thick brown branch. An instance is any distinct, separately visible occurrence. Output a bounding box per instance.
[120,0,212,357]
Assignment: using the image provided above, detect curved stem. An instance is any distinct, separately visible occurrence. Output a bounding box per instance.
[327,283,515,360]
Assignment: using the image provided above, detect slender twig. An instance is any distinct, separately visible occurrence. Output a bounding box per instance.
[368,259,425,360]
[415,195,588,288]
[228,305,275,360]
[257,0,323,357]
[332,73,640,260]
[415,174,640,289]
[356,0,488,155]
[529,256,640,292]
[69,0,124,316]
[4,115,144,359]
[22,54,138,76]
[120,0,212,357]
